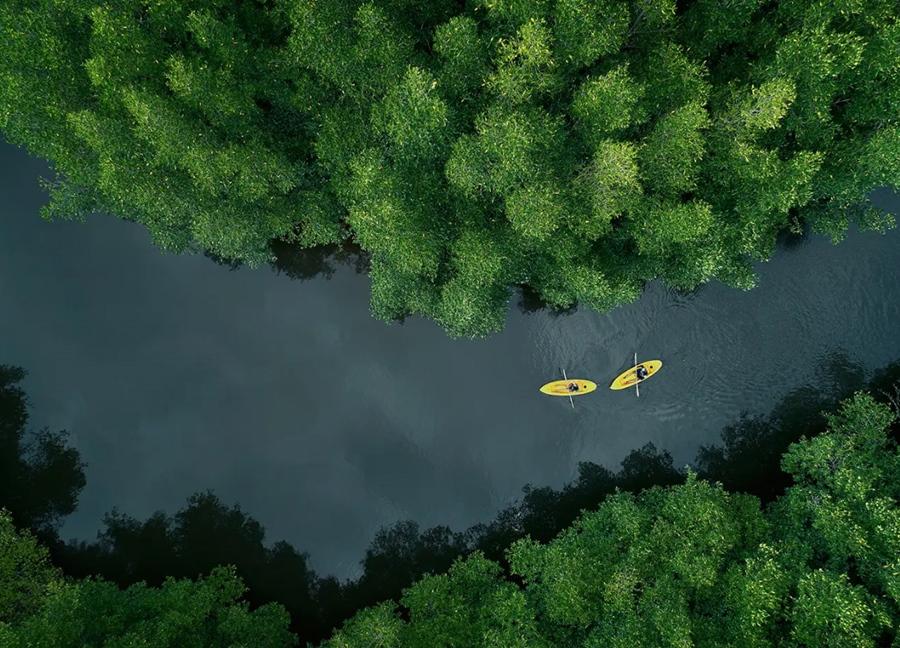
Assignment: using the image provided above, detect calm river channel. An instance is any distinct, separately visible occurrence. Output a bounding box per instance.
[2,140,898,576]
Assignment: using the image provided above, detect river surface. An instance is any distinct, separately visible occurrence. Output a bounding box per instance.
[2,139,899,577]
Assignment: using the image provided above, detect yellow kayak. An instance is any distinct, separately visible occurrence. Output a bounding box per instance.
[610,361,663,390]
[540,379,597,396]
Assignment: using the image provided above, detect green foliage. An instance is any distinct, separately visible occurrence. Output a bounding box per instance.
[552,0,630,68]
[571,66,646,145]
[0,512,61,625]
[633,0,678,30]
[449,104,567,200]
[373,67,450,161]
[505,182,564,240]
[433,17,490,102]
[324,602,403,648]
[2,501,296,646]
[1,0,898,336]
[768,26,865,148]
[680,0,762,58]
[573,140,641,239]
[321,392,899,646]
[632,199,715,256]
[473,0,550,27]
[4,567,296,647]
[844,21,900,127]
[402,553,544,647]
[636,42,711,118]
[790,570,890,648]
[488,19,560,104]
[346,149,445,280]
[773,394,899,603]
[638,102,709,196]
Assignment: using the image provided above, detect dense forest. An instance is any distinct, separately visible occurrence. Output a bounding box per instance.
[1,360,898,645]
[1,0,898,335]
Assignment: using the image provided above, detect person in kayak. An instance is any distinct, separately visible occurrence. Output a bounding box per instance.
[635,364,649,381]
[567,382,580,392]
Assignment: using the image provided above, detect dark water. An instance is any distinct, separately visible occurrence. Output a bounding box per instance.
[2,140,899,577]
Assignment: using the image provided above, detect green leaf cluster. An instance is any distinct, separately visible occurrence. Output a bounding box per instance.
[0,514,295,646]
[1,0,898,335]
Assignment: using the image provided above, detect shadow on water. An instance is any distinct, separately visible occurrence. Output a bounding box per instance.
[3,353,899,644]
[269,239,369,281]
[0,365,85,539]
[513,217,833,318]
[695,350,872,502]
[204,239,370,281]
[516,285,580,317]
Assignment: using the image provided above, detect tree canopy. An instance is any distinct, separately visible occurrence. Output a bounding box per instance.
[326,392,899,647]
[0,0,897,335]
[0,516,296,648]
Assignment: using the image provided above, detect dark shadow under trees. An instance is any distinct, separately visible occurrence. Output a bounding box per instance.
[0,365,85,537]
[205,239,369,283]
[696,353,900,502]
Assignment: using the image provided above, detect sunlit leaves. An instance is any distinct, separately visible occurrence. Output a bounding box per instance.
[508,474,766,643]
[844,22,900,128]
[433,16,490,101]
[732,150,823,257]
[571,66,646,145]
[728,78,798,137]
[2,0,900,337]
[402,553,544,648]
[0,0,95,171]
[352,2,413,97]
[288,190,345,247]
[372,67,450,161]
[445,135,492,198]
[717,544,791,647]
[448,104,566,199]
[806,200,897,244]
[639,102,709,196]
[771,393,900,645]
[164,53,261,135]
[631,199,714,256]
[824,126,900,205]
[346,149,442,279]
[573,140,641,239]
[436,230,510,337]
[282,0,359,90]
[324,602,403,648]
[0,512,61,625]
[552,0,629,68]
[790,570,890,648]
[568,265,641,313]
[636,42,710,117]
[487,19,559,104]
[768,26,865,147]
[505,183,564,240]
[368,257,435,323]
[84,5,164,96]
[5,566,296,647]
